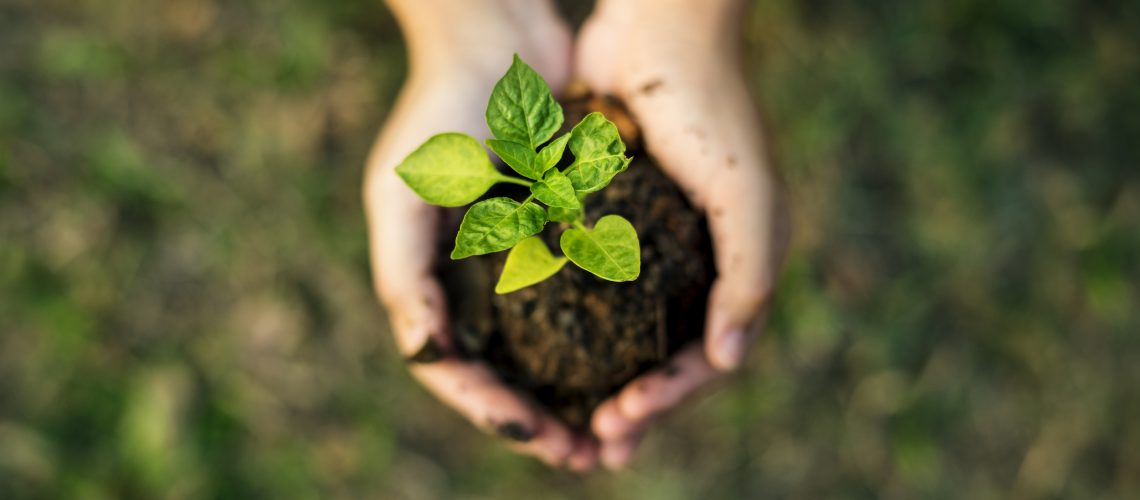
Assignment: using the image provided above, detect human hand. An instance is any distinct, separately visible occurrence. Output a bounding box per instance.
[574,0,792,468]
[364,0,599,470]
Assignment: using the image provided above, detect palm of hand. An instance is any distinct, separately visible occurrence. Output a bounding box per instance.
[367,1,789,471]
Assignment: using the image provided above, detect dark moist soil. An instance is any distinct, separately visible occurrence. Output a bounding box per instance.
[436,96,715,431]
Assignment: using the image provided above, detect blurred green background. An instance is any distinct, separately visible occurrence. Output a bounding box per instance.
[2,0,1137,498]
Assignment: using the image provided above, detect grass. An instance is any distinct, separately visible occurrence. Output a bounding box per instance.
[1,0,1137,498]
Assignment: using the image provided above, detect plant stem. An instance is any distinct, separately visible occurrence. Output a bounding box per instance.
[572,220,587,230]
[497,175,533,187]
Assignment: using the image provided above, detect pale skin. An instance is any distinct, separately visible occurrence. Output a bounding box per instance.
[364,0,789,471]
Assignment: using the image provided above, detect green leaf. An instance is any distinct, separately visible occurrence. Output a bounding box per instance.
[486,139,541,180]
[560,215,640,282]
[486,54,563,149]
[495,237,568,294]
[565,112,630,194]
[547,206,581,223]
[535,132,571,174]
[452,197,547,259]
[530,170,580,209]
[395,133,504,207]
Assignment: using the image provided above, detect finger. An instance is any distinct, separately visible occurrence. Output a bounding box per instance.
[703,276,770,372]
[702,169,789,371]
[505,412,576,466]
[614,343,721,423]
[599,433,641,470]
[386,274,576,466]
[411,360,574,465]
[591,398,639,442]
[362,74,497,337]
[363,103,452,356]
[591,343,722,443]
[368,185,440,322]
[384,276,454,359]
[566,435,600,473]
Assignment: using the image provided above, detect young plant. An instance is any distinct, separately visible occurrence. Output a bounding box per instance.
[395,55,640,293]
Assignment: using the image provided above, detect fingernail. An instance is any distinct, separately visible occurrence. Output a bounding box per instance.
[715,328,748,371]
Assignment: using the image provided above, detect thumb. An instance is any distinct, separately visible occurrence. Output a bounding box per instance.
[381,275,453,359]
[704,277,771,372]
[701,166,789,372]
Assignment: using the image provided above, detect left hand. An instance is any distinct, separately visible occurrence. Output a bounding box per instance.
[365,0,598,471]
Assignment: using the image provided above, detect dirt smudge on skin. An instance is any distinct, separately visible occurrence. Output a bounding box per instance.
[405,335,447,364]
[638,79,664,95]
[493,421,535,442]
[664,364,681,378]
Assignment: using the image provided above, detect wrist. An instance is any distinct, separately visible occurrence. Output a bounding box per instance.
[590,0,745,68]
[593,0,746,34]
[386,0,568,85]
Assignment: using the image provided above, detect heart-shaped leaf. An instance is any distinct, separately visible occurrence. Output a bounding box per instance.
[530,170,580,209]
[565,112,630,194]
[486,139,540,180]
[495,237,568,294]
[486,55,563,149]
[560,215,640,281]
[452,198,547,259]
[395,133,503,207]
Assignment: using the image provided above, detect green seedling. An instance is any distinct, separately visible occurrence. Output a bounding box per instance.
[395,55,640,293]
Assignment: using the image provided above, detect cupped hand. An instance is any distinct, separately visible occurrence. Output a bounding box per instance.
[574,0,791,469]
[364,0,598,471]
